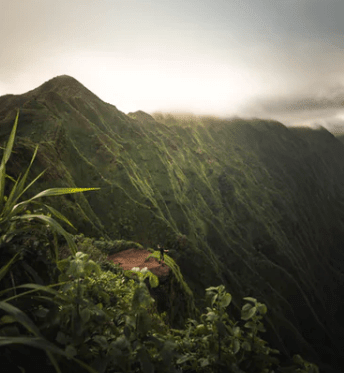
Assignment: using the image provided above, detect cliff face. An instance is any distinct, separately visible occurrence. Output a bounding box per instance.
[2,75,344,370]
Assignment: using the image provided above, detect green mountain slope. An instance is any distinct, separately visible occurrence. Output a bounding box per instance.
[1,75,344,371]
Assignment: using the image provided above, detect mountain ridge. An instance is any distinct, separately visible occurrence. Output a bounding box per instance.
[1,75,344,371]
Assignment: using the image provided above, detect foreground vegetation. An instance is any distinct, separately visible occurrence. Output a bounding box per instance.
[0,113,320,372]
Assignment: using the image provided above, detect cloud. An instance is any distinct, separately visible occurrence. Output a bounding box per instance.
[246,85,344,115]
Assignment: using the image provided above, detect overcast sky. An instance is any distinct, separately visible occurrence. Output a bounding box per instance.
[1,0,344,132]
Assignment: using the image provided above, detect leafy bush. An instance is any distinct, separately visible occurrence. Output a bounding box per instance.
[0,111,101,372]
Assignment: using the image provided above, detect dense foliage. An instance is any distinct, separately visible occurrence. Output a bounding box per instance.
[0,113,322,372]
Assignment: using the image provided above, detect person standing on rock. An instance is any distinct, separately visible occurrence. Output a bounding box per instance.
[158,244,169,264]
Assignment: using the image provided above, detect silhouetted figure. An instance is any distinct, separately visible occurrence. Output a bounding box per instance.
[157,244,169,264]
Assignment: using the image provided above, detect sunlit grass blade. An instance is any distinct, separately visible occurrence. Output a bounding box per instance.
[5,174,16,183]
[0,252,21,282]
[1,200,30,224]
[0,163,6,212]
[8,186,99,225]
[18,168,47,201]
[40,203,76,230]
[3,169,47,220]
[0,282,67,300]
[2,111,19,165]
[13,214,77,257]
[0,111,19,211]
[31,187,100,200]
[6,199,76,230]
[9,145,38,203]
[1,174,21,218]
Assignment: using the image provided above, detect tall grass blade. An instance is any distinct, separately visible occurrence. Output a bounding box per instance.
[3,168,47,220]
[12,214,77,256]
[41,203,76,230]
[9,145,38,203]
[0,282,67,301]
[5,174,16,183]
[0,300,43,336]
[18,168,47,201]
[0,111,19,211]
[31,187,100,200]
[0,252,21,282]
[2,111,19,165]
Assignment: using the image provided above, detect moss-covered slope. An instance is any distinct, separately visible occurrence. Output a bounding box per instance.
[1,75,344,370]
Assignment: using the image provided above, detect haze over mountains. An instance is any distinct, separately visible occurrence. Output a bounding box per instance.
[1,75,344,372]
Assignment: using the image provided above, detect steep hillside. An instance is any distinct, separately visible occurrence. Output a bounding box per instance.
[1,75,344,371]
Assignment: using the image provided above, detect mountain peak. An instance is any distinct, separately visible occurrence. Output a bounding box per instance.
[34,75,99,101]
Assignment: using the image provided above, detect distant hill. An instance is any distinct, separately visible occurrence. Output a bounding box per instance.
[335,133,344,145]
[1,75,344,371]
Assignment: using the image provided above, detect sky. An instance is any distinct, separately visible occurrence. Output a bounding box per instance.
[1,0,344,133]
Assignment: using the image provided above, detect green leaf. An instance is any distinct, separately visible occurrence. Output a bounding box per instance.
[0,111,19,211]
[0,301,43,337]
[2,111,19,165]
[39,202,76,230]
[199,357,210,367]
[215,320,228,337]
[241,306,257,321]
[112,335,130,351]
[93,335,108,349]
[176,354,193,364]
[293,354,305,365]
[219,293,232,308]
[242,341,251,351]
[2,176,21,217]
[244,321,256,329]
[1,283,67,304]
[1,315,16,324]
[147,271,159,288]
[206,311,216,322]
[31,187,100,200]
[84,259,101,276]
[232,339,240,354]
[257,303,268,315]
[211,293,218,307]
[242,303,252,312]
[132,286,152,309]
[65,344,77,358]
[80,308,91,323]
[12,214,77,256]
[233,326,241,337]
[14,167,46,205]
[243,297,257,304]
[5,146,39,212]
[0,252,20,282]
[257,322,266,332]
[57,258,71,272]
